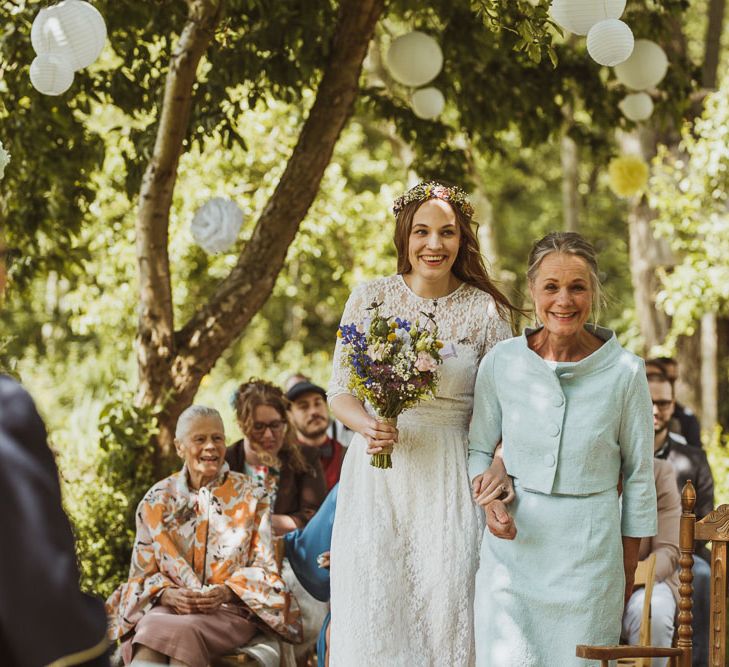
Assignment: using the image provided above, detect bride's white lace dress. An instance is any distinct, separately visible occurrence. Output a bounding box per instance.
[327,275,511,667]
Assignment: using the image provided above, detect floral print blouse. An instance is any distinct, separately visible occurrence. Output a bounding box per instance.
[105,463,302,643]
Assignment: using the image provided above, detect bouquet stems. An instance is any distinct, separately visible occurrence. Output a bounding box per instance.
[371,416,397,469]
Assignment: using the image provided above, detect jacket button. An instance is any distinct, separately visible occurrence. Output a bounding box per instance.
[543,454,556,467]
[548,424,560,436]
[553,395,565,407]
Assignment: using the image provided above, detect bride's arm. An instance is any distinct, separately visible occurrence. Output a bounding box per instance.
[330,394,397,455]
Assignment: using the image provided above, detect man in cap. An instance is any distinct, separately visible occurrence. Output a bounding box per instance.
[286,379,345,490]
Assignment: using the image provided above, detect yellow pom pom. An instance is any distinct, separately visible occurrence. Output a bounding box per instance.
[387,332,397,342]
[337,329,343,338]
[435,340,444,349]
[389,321,398,329]
[608,155,649,198]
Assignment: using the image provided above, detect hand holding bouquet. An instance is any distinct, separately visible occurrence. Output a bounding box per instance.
[337,301,443,469]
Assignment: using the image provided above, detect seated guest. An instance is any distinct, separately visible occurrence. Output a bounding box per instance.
[286,380,345,490]
[227,379,327,535]
[106,405,302,666]
[647,357,702,448]
[647,370,714,667]
[622,459,680,667]
[284,484,338,667]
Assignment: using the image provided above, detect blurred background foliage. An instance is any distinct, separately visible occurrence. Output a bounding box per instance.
[0,0,727,596]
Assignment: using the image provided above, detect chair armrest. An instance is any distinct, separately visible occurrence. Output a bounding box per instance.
[576,645,684,659]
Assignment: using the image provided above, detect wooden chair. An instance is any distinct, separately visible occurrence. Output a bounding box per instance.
[577,553,683,666]
[675,479,728,667]
[616,553,658,667]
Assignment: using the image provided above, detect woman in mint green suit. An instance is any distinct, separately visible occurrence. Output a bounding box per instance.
[468,232,657,667]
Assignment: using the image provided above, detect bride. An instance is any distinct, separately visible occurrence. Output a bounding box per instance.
[327,182,518,665]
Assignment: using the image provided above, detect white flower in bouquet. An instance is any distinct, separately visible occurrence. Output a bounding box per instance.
[191,197,243,254]
[0,142,10,180]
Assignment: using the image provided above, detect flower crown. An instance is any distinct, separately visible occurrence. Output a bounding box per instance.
[392,181,474,219]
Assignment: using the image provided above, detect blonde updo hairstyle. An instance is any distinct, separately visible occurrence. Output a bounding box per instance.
[233,378,308,473]
[526,232,604,325]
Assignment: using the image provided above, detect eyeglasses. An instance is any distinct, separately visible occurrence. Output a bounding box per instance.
[652,399,673,411]
[250,420,287,435]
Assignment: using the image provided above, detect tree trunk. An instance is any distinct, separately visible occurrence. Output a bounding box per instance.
[620,128,673,352]
[700,312,717,429]
[136,0,385,469]
[560,127,579,232]
[135,0,224,468]
[703,0,726,91]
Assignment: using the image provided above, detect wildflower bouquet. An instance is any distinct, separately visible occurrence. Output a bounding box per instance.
[337,301,443,469]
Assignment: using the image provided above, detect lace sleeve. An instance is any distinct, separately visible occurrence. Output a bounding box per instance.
[479,296,513,361]
[327,283,370,404]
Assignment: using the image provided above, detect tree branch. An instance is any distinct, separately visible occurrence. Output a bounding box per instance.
[173,0,385,391]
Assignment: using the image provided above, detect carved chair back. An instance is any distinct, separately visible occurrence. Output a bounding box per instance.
[678,479,728,667]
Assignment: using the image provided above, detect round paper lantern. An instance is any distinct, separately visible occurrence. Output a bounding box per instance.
[619,92,654,121]
[549,0,626,36]
[411,87,445,120]
[31,0,106,72]
[191,197,243,254]
[386,31,443,87]
[30,54,74,96]
[586,19,634,67]
[614,39,668,91]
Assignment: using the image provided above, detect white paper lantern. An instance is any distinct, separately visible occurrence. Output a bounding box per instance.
[411,87,445,120]
[30,54,75,96]
[550,0,626,36]
[586,19,634,67]
[31,0,106,72]
[619,92,654,121]
[191,197,243,254]
[386,31,443,87]
[614,39,669,91]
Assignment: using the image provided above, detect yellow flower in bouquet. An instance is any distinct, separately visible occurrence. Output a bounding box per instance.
[608,155,649,198]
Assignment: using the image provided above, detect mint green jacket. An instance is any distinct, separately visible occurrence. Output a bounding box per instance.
[468,326,657,538]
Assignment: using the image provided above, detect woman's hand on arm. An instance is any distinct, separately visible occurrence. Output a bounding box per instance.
[472,443,515,506]
[331,394,398,455]
[622,536,641,607]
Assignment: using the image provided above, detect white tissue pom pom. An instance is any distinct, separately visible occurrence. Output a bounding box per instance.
[191,197,243,254]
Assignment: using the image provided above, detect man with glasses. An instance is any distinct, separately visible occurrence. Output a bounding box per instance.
[648,370,713,667]
[0,238,109,666]
[648,357,702,448]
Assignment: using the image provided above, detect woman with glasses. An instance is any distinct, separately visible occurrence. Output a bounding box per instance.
[226,379,327,536]
[226,379,328,662]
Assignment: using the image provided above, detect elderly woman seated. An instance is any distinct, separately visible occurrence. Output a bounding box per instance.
[106,405,302,667]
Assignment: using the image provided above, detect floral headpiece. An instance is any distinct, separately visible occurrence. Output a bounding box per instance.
[392,181,474,219]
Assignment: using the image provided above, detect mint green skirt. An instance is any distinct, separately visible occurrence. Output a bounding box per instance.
[474,482,624,667]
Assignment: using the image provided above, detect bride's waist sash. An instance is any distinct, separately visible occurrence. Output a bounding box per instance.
[396,404,471,430]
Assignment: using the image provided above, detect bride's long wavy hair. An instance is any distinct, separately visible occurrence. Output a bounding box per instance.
[393,193,521,320]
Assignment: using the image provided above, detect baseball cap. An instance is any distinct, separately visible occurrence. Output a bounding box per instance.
[286,380,327,403]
